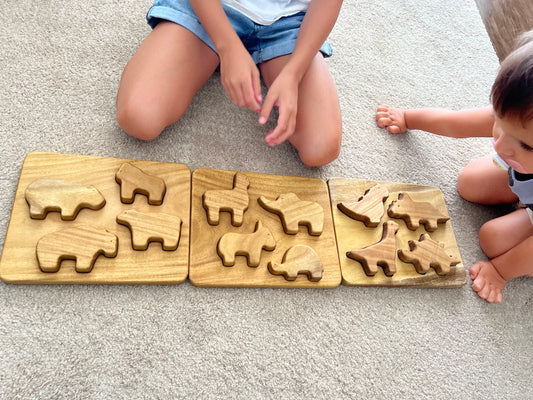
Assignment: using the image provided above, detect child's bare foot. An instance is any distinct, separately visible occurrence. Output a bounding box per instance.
[469,261,507,303]
[376,105,407,134]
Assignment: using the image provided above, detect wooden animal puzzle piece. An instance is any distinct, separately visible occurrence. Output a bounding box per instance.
[115,162,166,205]
[387,192,449,231]
[346,221,399,277]
[398,233,460,275]
[116,210,182,251]
[268,245,323,282]
[36,225,118,273]
[25,178,105,220]
[337,184,389,227]
[217,220,276,267]
[258,193,323,236]
[203,172,250,226]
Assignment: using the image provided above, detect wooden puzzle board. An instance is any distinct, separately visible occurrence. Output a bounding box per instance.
[189,169,341,288]
[0,152,190,284]
[328,178,466,287]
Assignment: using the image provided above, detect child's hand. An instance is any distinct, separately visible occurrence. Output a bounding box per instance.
[376,105,407,134]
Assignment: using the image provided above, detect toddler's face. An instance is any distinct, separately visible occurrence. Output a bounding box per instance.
[492,115,533,174]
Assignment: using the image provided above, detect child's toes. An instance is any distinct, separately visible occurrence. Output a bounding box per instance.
[469,262,481,279]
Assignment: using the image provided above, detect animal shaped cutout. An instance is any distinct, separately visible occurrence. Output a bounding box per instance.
[258,193,323,235]
[398,233,460,275]
[268,245,323,282]
[203,172,250,226]
[36,225,118,273]
[116,210,182,251]
[337,184,389,227]
[25,178,105,220]
[115,162,166,205]
[346,221,399,276]
[217,221,276,267]
[387,192,449,231]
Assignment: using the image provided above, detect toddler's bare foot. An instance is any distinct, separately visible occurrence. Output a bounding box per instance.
[469,261,507,303]
[376,105,407,134]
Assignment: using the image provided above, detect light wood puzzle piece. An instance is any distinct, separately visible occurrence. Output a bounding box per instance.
[36,225,118,273]
[398,233,460,275]
[387,192,449,231]
[337,184,389,227]
[268,245,323,282]
[203,172,250,226]
[346,221,399,277]
[116,210,182,251]
[25,178,105,220]
[258,193,323,236]
[115,162,166,205]
[217,220,276,267]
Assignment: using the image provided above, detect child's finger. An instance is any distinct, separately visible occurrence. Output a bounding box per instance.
[265,107,295,146]
[259,94,275,126]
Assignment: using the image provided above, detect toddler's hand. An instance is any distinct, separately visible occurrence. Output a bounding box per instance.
[376,105,407,134]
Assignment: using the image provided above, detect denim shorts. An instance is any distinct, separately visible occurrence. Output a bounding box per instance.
[146,0,332,64]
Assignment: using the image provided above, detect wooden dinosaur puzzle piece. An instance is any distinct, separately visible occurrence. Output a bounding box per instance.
[36,225,118,273]
[203,172,250,226]
[387,192,449,231]
[116,210,182,251]
[346,220,399,277]
[217,220,276,267]
[337,184,389,227]
[268,245,323,282]
[397,233,460,275]
[258,193,323,236]
[25,177,106,220]
[115,162,166,205]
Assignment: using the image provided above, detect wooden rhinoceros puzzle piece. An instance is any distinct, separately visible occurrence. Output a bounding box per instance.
[268,245,323,282]
[25,178,106,220]
[203,172,250,226]
[337,184,389,227]
[258,193,323,236]
[36,225,118,273]
[387,192,449,231]
[346,220,399,277]
[116,210,182,251]
[397,233,460,275]
[217,220,276,267]
[115,162,166,205]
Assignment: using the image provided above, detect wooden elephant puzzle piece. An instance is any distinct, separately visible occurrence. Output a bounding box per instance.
[203,172,250,226]
[217,220,276,267]
[337,184,389,227]
[258,193,324,236]
[25,177,105,220]
[36,225,118,273]
[268,245,323,282]
[398,233,460,275]
[346,221,399,277]
[116,210,182,251]
[115,162,167,205]
[387,192,449,231]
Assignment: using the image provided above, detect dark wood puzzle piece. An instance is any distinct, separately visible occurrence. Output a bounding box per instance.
[25,177,105,220]
[115,162,166,205]
[203,172,250,226]
[387,192,449,231]
[398,233,460,275]
[268,245,323,282]
[337,184,389,227]
[346,221,399,276]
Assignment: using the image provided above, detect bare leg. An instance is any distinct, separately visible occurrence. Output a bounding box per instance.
[260,54,341,166]
[117,21,219,140]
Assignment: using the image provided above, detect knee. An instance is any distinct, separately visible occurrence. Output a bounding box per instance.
[457,167,479,202]
[297,128,342,167]
[478,219,501,258]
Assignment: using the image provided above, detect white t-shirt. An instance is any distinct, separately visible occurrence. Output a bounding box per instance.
[222,0,311,25]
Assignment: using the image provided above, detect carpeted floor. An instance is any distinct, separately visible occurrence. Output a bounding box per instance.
[0,0,531,398]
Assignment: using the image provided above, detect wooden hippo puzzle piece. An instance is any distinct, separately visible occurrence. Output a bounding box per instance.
[116,210,182,251]
[36,225,118,273]
[25,177,105,220]
[203,172,250,226]
[337,184,389,227]
[268,245,323,282]
[115,162,166,205]
[398,233,460,275]
[346,221,399,277]
[387,192,449,231]
[258,193,323,236]
[217,220,276,267]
